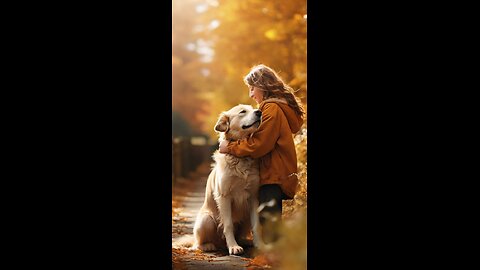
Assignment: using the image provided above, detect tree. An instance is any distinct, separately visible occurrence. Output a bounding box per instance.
[172,0,211,135]
[172,0,307,139]
[196,0,307,136]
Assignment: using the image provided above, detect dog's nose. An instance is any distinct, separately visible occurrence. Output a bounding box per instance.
[255,110,262,117]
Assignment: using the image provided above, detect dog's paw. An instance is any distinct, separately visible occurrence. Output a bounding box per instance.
[198,243,217,252]
[228,245,244,255]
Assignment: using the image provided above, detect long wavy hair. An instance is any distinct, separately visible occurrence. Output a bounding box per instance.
[244,64,305,118]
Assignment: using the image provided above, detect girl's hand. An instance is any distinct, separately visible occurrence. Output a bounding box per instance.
[219,140,229,153]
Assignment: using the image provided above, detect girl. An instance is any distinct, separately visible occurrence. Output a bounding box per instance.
[219,64,305,243]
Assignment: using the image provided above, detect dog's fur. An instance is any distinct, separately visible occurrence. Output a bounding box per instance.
[192,104,263,255]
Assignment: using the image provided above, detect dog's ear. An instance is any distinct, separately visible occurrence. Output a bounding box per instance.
[214,113,229,132]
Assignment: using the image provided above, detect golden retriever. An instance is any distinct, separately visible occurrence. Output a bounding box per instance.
[192,104,263,255]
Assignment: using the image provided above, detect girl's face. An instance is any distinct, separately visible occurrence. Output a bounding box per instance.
[249,86,264,104]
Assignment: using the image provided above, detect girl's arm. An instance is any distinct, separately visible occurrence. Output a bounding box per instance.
[223,103,281,158]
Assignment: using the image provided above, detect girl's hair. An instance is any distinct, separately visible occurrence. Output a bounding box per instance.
[244,64,305,118]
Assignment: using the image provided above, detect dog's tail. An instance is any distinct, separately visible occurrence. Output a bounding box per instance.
[172,235,195,249]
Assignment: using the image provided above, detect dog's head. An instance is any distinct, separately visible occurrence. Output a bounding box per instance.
[214,104,262,141]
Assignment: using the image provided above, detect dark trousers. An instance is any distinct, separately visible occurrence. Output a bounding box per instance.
[258,184,284,243]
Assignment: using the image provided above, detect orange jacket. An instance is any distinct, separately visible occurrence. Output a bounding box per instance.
[225,98,304,199]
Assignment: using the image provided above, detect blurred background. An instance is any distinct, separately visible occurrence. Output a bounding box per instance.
[172,0,307,268]
[172,0,306,139]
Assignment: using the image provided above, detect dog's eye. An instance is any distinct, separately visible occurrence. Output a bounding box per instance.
[239,110,246,114]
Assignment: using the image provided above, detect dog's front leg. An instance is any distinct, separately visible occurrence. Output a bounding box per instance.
[218,196,243,255]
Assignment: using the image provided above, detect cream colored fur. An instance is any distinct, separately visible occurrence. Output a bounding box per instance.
[192,104,264,255]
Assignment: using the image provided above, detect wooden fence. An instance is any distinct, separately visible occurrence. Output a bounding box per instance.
[172,136,215,184]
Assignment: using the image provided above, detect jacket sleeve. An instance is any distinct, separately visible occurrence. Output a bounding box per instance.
[226,103,281,158]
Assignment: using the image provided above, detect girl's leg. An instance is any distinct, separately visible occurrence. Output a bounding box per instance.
[258,184,283,243]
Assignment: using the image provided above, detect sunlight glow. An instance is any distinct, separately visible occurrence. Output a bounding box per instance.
[186,43,196,51]
[208,20,220,30]
[196,39,214,63]
[195,4,208,13]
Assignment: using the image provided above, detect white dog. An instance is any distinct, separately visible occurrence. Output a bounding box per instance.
[192,104,263,255]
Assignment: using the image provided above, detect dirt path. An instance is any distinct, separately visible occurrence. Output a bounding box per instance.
[172,162,261,270]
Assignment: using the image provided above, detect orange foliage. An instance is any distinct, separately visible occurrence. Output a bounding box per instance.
[245,253,281,269]
[172,0,306,140]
